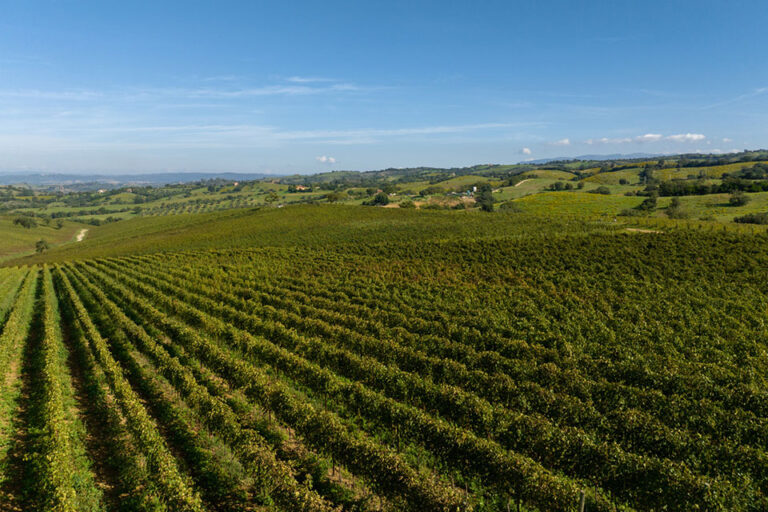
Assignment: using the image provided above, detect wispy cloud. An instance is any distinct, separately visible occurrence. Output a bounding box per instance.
[702,87,768,109]
[0,121,525,150]
[520,147,532,155]
[586,133,661,144]
[201,75,239,82]
[167,83,362,98]
[0,82,363,103]
[285,76,336,83]
[585,137,631,145]
[585,133,706,144]
[316,155,336,164]
[277,122,518,142]
[0,89,102,101]
[550,138,570,146]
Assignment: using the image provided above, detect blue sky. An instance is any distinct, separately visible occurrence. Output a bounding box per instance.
[0,0,766,174]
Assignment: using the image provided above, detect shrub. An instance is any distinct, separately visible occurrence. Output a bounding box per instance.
[729,191,750,207]
[363,193,390,206]
[13,216,37,229]
[636,194,658,211]
[734,212,768,224]
[665,197,689,219]
[419,186,445,197]
[618,208,646,217]
[499,201,523,212]
[475,183,494,212]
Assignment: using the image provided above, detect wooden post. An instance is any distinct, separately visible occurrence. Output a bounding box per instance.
[578,490,586,512]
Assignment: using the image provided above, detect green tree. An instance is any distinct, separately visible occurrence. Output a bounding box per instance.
[364,193,390,206]
[265,191,280,204]
[729,191,750,206]
[636,193,658,211]
[326,192,344,203]
[665,197,688,219]
[13,216,37,229]
[35,239,49,253]
[475,183,494,212]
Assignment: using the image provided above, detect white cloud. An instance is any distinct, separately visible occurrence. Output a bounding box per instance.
[722,137,733,143]
[316,155,336,164]
[666,133,705,142]
[552,138,570,146]
[520,147,531,155]
[635,133,663,142]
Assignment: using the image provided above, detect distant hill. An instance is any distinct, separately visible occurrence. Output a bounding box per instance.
[0,172,276,189]
[526,153,663,164]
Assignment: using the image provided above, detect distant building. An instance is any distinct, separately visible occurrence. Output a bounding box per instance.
[295,185,309,191]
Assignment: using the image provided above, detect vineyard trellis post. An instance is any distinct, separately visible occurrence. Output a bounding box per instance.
[578,489,586,512]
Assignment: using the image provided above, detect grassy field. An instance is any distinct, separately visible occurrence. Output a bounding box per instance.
[656,161,768,180]
[0,218,85,263]
[582,168,642,185]
[8,205,623,266]
[519,169,575,180]
[651,191,768,221]
[514,191,643,216]
[12,184,768,266]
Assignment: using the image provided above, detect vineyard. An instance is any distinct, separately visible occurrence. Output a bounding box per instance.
[0,229,766,511]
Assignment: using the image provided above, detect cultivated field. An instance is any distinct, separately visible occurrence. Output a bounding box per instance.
[0,215,766,511]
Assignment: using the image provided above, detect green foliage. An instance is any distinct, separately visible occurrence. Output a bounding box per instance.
[265,191,280,204]
[636,193,658,211]
[475,183,495,212]
[13,216,38,229]
[3,203,768,510]
[730,190,750,206]
[325,191,344,203]
[665,197,689,219]
[498,201,523,212]
[734,212,768,224]
[35,228,768,511]
[419,185,445,197]
[363,193,390,206]
[547,181,574,191]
